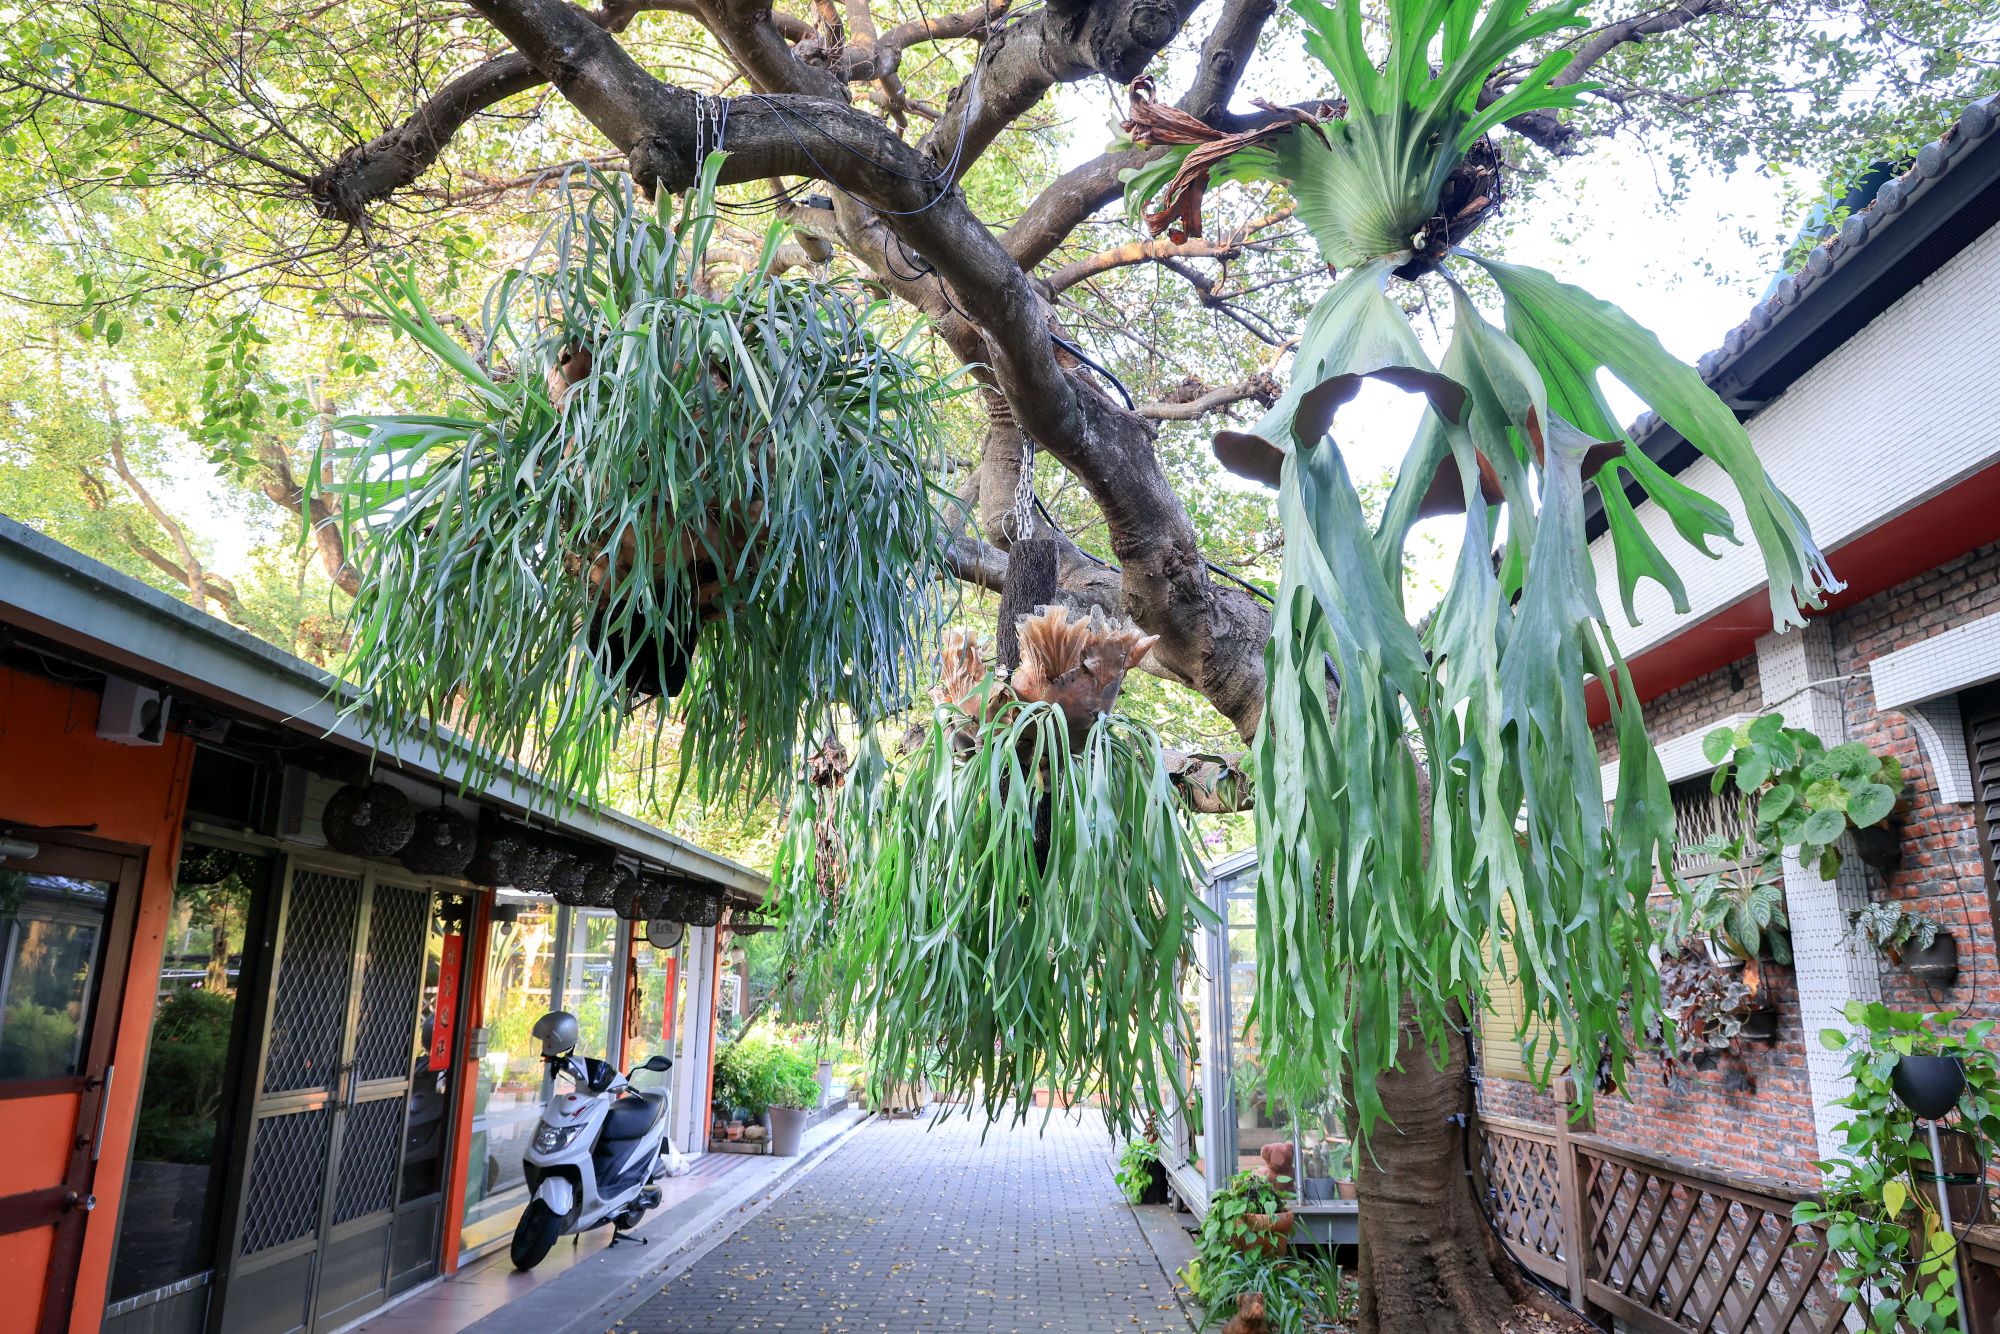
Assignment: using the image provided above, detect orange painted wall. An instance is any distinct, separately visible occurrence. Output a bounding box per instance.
[0,665,194,1332]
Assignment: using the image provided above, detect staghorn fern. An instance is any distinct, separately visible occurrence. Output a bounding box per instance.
[320,158,957,808]
[770,621,1214,1135]
[1125,0,1841,1131]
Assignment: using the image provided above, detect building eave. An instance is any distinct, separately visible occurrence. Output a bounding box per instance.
[1585,94,2000,540]
[0,515,765,899]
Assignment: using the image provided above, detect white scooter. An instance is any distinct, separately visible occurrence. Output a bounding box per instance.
[512,1010,677,1270]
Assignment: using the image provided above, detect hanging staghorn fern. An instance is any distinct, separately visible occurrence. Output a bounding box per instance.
[322,157,957,808]
[1125,0,1842,1132]
[770,609,1216,1135]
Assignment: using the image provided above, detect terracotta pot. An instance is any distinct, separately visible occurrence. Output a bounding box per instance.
[1337,1179,1359,1201]
[1237,1210,1295,1258]
[725,1121,745,1141]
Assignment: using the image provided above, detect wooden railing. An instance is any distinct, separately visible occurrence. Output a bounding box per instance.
[1479,1114,1852,1333]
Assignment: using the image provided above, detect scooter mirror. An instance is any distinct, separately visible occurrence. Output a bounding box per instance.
[643,1054,673,1073]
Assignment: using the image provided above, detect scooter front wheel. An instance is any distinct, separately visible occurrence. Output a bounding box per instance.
[511,1199,565,1270]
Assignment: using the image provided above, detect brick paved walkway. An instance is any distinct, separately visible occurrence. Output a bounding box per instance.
[625,1110,1191,1333]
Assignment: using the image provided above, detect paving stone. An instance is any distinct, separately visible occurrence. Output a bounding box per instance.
[625,1110,1189,1333]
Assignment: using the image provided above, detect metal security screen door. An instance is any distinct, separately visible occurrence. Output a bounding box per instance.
[223,862,438,1334]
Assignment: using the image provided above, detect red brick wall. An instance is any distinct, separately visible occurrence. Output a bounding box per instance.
[1830,540,2000,1023]
[1482,541,2000,1186]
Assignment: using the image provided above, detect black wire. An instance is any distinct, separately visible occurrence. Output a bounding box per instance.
[1048,331,1134,410]
[1462,1053,1615,1334]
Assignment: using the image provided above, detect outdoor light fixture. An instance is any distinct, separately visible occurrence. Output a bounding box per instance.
[0,836,39,861]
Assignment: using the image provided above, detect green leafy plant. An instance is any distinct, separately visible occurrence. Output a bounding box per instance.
[713,1037,819,1119]
[1655,947,1755,1071]
[321,158,956,808]
[772,690,1215,1137]
[1183,1171,1305,1329]
[1849,902,1942,960]
[1660,835,1791,964]
[1115,1136,1163,1204]
[1795,1003,2000,1334]
[1123,0,1839,1131]
[1703,715,1905,880]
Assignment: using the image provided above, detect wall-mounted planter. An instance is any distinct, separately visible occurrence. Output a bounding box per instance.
[1852,822,1904,873]
[1739,1007,1780,1043]
[1901,931,1960,989]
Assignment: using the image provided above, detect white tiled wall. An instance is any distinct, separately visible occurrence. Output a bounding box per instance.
[1593,219,2000,655]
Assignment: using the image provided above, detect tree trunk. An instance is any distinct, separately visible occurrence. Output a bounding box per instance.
[1352,1002,1550,1334]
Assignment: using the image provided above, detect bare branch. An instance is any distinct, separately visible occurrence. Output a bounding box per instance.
[1135,374,1280,422]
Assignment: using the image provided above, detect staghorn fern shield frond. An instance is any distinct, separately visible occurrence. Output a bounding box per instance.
[322,159,956,808]
[1127,0,1844,1131]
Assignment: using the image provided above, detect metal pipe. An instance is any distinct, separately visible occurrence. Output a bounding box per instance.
[1928,1118,1971,1327]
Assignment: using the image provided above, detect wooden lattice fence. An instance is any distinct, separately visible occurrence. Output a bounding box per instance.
[1480,1114,1853,1333]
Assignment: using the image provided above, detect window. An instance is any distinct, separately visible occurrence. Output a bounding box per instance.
[1669,775,1757,877]
[0,871,112,1081]
[109,845,265,1303]
[461,893,556,1244]
[627,932,687,1096]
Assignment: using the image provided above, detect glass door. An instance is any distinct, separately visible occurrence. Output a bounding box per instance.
[0,838,141,1334]
[104,843,270,1334]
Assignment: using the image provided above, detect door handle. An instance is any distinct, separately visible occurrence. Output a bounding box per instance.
[90,1072,114,1160]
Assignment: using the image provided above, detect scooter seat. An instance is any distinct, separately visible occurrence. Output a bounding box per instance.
[602,1090,668,1140]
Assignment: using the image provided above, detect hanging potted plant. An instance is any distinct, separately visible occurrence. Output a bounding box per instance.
[768,606,1215,1136]
[1796,1003,2000,1334]
[1701,717,1906,883]
[322,162,958,816]
[1657,947,1758,1076]
[1848,902,1957,988]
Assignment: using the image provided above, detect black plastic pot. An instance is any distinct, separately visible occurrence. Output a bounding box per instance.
[1139,1160,1170,1205]
[1852,822,1904,873]
[1740,1007,1779,1042]
[1892,1053,1966,1120]
[1903,931,1960,989]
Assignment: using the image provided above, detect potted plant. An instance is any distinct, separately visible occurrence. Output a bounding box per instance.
[764,1045,822,1157]
[1703,716,1906,883]
[1201,1170,1295,1259]
[1115,1136,1169,1205]
[1657,947,1759,1074]
[1848,902,1958,988]
[1796,1003,2000,1334]
[1299,1139,1355,1203]
[1663,834,1792,966]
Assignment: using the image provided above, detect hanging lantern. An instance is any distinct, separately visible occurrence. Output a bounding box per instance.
[676,882,725,929]
[583,859,632,910]
[176,844,240,886]
[547,844,590,905]
[399,805,478,876]
[612,874,648,920]
[467,823,530,887]
[322,782,416,858]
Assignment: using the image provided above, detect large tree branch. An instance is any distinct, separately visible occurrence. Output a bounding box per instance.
[1005,0,1276,270]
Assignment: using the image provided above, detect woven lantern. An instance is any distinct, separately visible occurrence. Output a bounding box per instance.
[611,874,646,920]
[399,806,478,876]
[176,844,240,887]
[322,782,416,858]
[467,824,530,888]
[548,846,590,905]
[510,839,558,895]
[583,859,631,909]
[676,882,725,929]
